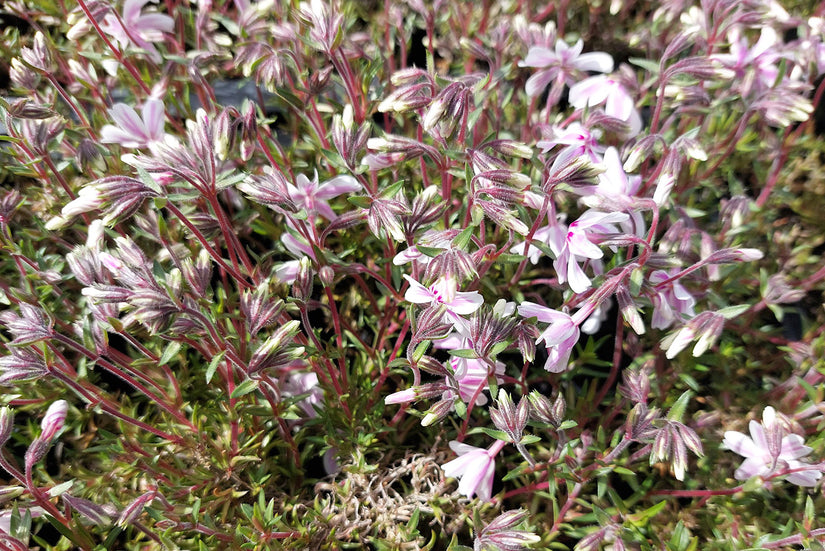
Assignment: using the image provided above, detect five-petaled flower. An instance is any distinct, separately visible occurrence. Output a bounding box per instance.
[723,406,823,487]
[520,39,613,103]
[99,0,174,63]
[403,275,483,331]
[100,98,167,150]
[286,172,361,222]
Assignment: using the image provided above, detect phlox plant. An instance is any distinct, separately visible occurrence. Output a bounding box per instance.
[1,0,825,549]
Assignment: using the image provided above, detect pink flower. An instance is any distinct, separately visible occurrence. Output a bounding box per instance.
[441,440,504,500]
[403,275,483,330]
[569,75,642,136]
[434,334,504,405]
[520,39,613,100]
[517,302,580,373]
[712,27,781,96]
[100,98,166,149]
[287,172,361,221]
[723,406,823,487]
[649,269,696,329]
[537,121,604,162]
[554,210,628,293]
[99,0,174,63]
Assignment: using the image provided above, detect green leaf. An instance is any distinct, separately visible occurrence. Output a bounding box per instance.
[452,226,475,250]
[666,390,693,422]
[347,196,372,209]
[519,434,541,445]
[476,427,510,441]
[627,499,667,525]
[231,378,260,399]
[449,348,478,359]
[416,245,443,258]
[206,351,226,384]
[159,342,182,367]
[717,304,750,319]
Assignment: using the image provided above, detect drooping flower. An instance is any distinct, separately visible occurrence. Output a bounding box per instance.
[723,406,823,487]
[441,440,504,500]
[99,0,174,63]
[517,302,579,373]
[649,269,696,329]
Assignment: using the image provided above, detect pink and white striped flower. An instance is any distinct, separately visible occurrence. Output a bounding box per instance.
[403,275,483,330]
[441,440,505,500]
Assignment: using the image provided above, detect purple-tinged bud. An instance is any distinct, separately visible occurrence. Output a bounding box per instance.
[212,108,232,161]
[181,249,212,298]
[20,32,54,73]
[4,98,55,119]
[25,400,68,472]
[703,247,764,270]
[307,66,333,95]
[415,354,450,377]
[40,400,68,440]
[0,406,13,447]
[9,58,39,91]
[485,139,534,160]
[676,423,703,458]
[384,383,445,405]
[377,84,433,113]
[62,494,116,525]
[82,284,133,303]
[0,347,48,384]
[622,134,662,172]
[490,391,529,443]
[384,388,417,404]
[292,257,314,302]
[390,67,431,87]
[719,195,752,230]
[662,31,693,62]
[618,366,651,404]
[75,138,103,173]
[239,102,258,161]
[763,273,805,305]
[528,390,565,427]
[421,397,453,426]
[117,490,157,527]
[475,509,541,550]
[422,81,471,140]
[0,303,53,346]
[318,265,335,287]
[616,286,645,335]
[241,283,284,336]
[332,104,369,169]
[475,199,529,235]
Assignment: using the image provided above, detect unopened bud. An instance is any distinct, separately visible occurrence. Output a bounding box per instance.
[319,265,335,287]
[421,398,453,427]
[0,406,13,447]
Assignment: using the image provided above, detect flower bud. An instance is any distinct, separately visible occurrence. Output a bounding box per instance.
[318,265,335,287]
[292,257,314,301]
[0,406,13,447]
[25,400,68,471]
